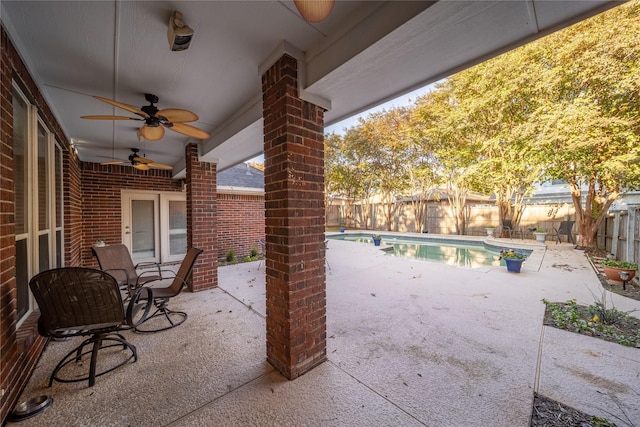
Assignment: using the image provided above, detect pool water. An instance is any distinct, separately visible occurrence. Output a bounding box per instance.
[328,234,515,268]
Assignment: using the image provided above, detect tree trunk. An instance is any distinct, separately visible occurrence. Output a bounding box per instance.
[570,181,617,249]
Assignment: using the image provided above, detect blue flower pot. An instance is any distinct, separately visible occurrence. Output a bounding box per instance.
[373,238,381,246]
[340,228,345,233]
[505,258,524,273]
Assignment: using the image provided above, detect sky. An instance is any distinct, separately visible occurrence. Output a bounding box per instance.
[324,83,435,135]
[248,83,436,164]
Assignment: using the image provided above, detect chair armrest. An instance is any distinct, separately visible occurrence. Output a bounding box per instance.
[102,268,132,286]
[135,261,162,277]
[126,287,153,328]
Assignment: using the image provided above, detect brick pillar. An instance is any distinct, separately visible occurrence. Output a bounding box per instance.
[262,54,327,379]
[185,143,218,291]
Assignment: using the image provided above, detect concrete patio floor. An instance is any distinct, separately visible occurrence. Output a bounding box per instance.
[9,235,640,426]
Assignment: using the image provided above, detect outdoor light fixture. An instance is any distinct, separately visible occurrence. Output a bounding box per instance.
[168,11,194,51]
[294,0,335,23]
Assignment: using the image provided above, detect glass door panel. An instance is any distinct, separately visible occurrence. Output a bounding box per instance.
[169,200,187,257]
[131,199,156,261]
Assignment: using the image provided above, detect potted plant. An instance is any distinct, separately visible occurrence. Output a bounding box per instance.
[499,249,526,273]
[372,234,382,246]
[485,227,495,237]
[601,260,637,285]
[533,229,547,244]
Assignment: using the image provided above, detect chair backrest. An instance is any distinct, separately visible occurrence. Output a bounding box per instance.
[29,267,125,336]
[502,219,513,229]
[92,244,137,285]
[167,247,204,295]
[558,221,575,233]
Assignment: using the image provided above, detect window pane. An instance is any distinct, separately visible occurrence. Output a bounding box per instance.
[55,145,62,227]
[56,230,63,267]
[15,239,29,320]
[37,123,49,230]
[131,200,155,260]
[39,234,50,272]
[169,200,187,256]
[12,90,29,235]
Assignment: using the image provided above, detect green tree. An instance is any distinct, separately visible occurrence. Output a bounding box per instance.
[359,108,412,231]
[413,88,487,235]
[523,2,640,247]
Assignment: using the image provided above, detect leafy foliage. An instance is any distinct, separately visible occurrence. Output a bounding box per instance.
[324,2,640,244]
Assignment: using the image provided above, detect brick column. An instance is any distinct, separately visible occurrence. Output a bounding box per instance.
[185,143,218,291]
[262,54,327,379]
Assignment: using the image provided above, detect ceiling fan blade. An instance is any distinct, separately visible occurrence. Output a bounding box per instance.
[94,96,149,118]
[167,122,210,140]
[81,115,143,120]
[148,162,174,170]
[101,160,126,165]
[139,125,165,141]
[132,156,153,164]
[157,108,198,123]
[133,163,151,171]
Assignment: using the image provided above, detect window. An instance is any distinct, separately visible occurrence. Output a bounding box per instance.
[12,84,63,326]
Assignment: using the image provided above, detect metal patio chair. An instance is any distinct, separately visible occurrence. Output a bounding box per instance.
[29,267,147,387]
[92,244,163,298]
[257,238,266,270]
[501,219,521,239]
[553,221,576,244]
[130,247,203,333]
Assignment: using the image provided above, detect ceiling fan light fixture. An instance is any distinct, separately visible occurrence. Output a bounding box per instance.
[294,0,334,23]
[139,124,165,141]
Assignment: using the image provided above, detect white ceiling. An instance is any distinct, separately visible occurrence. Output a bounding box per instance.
[1,1,619,175]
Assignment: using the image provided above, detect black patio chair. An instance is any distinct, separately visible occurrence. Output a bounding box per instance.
[129,247,203,333]
[92,244,163,298]
[553,221,576,244]
[257,238,266,270]
[29,267,149,387]
[501,219,518,239]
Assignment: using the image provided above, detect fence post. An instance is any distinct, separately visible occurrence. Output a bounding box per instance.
[625,206,637,263]
[611,212,621,258]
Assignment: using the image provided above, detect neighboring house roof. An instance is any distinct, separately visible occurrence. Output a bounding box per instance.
[217,163,264,192]
[526,182,640,211]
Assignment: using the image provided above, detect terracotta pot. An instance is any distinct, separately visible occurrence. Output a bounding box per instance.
[602,265,636,284]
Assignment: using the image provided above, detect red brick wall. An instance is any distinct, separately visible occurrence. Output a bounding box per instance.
[65,147,84,267]
[80,162,182,268]
[186,143,218,291]
[262,54,327,379]
[217,192,264,260]
[1,26,69,424]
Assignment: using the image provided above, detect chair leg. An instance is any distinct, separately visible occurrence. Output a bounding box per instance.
[49,333,137,387]
[134,299,187,333]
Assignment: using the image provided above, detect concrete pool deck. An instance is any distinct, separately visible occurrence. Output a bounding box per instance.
[10,236,640,426]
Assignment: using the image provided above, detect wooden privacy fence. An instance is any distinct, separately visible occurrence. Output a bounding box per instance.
[601,207,640,266]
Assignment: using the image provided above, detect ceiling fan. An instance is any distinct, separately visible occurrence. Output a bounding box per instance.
[82,93,210,141]
[101,148,173,171]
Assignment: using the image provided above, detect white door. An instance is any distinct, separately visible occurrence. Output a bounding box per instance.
[122,191,187,263]
[122,192,159,263]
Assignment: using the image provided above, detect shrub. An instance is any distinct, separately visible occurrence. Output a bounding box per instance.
[601,260,638,270]
[226,249,236,263]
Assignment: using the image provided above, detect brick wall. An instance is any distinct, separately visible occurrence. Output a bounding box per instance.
[217,192,264,260]
[1,25,70,424]
[262,54,327,379]
[185,143,218,291]
[80,162,182,268]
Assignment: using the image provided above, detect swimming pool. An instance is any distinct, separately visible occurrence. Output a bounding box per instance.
[327,233,531,268]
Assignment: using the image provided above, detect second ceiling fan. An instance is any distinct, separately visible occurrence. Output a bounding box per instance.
[102,148,173,171]
[82,93,210,141]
